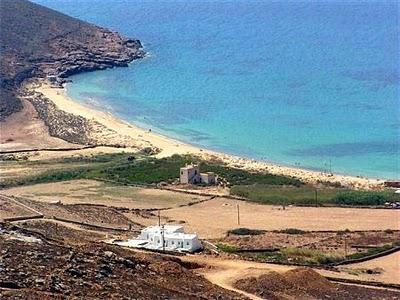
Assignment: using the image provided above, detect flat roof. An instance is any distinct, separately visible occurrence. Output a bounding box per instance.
[180,165,198,170]
[164,233,198,239]
[200,172,215,176]
[143,225,184,233]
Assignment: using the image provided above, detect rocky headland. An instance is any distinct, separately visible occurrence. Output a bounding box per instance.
[0,0,152,149]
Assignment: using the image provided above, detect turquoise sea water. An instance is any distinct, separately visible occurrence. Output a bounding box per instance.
[35,0,399,179]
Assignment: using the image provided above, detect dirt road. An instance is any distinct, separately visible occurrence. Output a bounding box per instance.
[181,253,400,299]
[181,255,294,299]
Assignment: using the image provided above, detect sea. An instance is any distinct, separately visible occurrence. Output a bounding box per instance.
[34,0,399,179]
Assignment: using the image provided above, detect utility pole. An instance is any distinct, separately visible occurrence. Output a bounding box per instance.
[161,224,165,252]
[329,159,332,175]
[237,204,240,226]
[344,236,348,257]
[315,189,318,207]
[158,210,161,226]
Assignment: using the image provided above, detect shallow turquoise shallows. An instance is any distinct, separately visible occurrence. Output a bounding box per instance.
[35,0,399,179]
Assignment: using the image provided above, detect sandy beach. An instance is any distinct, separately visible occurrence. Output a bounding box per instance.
[21,80,385,190]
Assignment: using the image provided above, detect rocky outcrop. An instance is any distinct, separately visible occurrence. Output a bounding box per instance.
[0,0,160,151]
[40,30,145,81]
[0,0,145,120]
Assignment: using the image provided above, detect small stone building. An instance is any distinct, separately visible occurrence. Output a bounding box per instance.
[180,164,200,184]
[200,172,216,184]
[180,164,216,185]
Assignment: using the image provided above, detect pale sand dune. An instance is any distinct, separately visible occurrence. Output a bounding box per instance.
[27,81,385,190]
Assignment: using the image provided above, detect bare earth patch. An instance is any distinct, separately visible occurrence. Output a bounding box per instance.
[2,179,209,209]
[0,99,79,152]
[158,198,400,239]
[0,197,33,220]
[339,251,400,284]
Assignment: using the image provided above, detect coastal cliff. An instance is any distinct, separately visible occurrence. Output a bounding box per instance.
[0,0,145,120]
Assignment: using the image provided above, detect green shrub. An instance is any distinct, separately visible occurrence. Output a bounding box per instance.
[333,191,394,206]
[217,243,238,253]
[234,190,249,198]
[337,229,351,235]
[274,228,307,235]
[228,228,265,236]
[230,184,399,207]
[90,154,303,186]
[230,184,337,205]
[347,244,394,260]
[281,247,344,265]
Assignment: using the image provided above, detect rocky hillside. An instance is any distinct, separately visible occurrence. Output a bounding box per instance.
[0,223,243,299]
[0,0,145,120]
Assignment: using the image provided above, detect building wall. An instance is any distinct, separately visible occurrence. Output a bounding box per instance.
[137,226,202,252]
[180,166,200,184]
[200,173,216,184]
[147,234,201,251]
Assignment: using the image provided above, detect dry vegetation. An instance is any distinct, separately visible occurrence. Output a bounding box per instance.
[2,179,209,209]
[1,165,399,298]
[217,229,400,266]
[0,197,33,220]
[220,230,400,254]
[234,268,400,300]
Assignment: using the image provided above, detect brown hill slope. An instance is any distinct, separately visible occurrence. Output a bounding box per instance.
[234,268,400,300]
[0,224,244,299]
[0,0,144,120]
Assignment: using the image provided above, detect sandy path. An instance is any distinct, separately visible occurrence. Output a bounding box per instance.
[182,256,292,300]
[339,251,400,284]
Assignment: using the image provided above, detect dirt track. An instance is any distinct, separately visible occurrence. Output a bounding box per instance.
[181,253,400,298]
[339,251,400,284]
[182,256,293,300]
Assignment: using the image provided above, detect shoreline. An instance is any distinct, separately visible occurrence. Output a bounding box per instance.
[25,80,386,190]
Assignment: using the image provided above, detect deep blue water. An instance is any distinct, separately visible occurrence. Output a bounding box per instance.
[35,0,399,179]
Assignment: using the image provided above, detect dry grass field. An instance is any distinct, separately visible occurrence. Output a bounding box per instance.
[2,180,209,209]
[4,181,399,239]
[220,231,400,253]
[1,179,399,293]
[158,198,400,238]
[0,160,92,182]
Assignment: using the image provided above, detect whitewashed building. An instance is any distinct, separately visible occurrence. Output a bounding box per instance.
[114,225,202,253]
[180,164,216,185]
